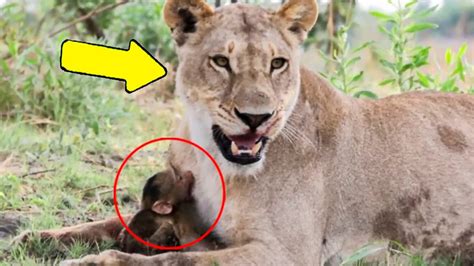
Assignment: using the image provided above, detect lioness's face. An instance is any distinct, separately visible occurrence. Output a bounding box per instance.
[164,0,318,174]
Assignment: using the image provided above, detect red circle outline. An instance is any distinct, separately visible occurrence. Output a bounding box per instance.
[113,137,226,250]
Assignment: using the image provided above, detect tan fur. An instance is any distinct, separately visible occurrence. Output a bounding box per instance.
[23,1,474,265]
[163,0,213,30]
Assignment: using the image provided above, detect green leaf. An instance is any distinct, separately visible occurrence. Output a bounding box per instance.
[351,71,364,83]
[354,90,378,99]
[411,47,430,67]
[341,243,386,265]
[468,87,474,95]
[377,24,391,36]
[352,41,374,53]
[370,11,394,21]
[7,39,18,57]
[457,43,467,59]
[401,63,413,73]
[404,0,418,8]
[0,58,9,74]
[379,59,396,72]
[441,78,456,92]
[411,46,431,56]
[452,60,466,81]
[379,79,396,86]
[404,23,438,33]
[91,121,99,135]
[416,72,431,88]
[445,48,453,65]
[331,78,344,91]
[318,49,336,63]
[414,5,439,19]
[345,56,361,68]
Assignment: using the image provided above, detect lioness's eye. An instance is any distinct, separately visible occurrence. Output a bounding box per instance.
[211,55,230,68]
[271,58,287,71]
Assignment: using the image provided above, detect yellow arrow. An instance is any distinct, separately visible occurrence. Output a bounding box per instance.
[60,39,167,93]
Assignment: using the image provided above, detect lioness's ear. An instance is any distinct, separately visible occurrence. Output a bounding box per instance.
[276,0,318,41]
[164,0,214,44]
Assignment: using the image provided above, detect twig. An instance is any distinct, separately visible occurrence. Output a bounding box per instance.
[35,8,55,37]
[76,185,109,195]
[25,118,59,126]
[327,0,335,57]
[21,169,56,178]
[49,0,130,38]
[98,186,128,195]
[0,210,42,215]
[0,112,16,117]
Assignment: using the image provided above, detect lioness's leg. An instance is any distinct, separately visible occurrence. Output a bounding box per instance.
[60,242,298,266]
[15,215,131,245]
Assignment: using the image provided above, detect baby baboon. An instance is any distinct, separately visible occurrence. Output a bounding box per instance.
[118,167,194,255]
[140,167,194,213]
[119,209,179,255]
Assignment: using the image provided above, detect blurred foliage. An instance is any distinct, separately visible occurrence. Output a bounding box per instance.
[417,44,472,92]
[426,0,474,37]
[106,1,176,65]
[49,0,176,64]
[319,25,376,98]
[305,0,356,53]
[319,0,473,96]
[55,0,116,38]
[0,3,133,129]
[0,0,177,129]
[342,241,464,266]
[371,0,439,92]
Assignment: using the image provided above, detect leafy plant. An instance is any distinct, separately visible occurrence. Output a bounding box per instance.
[320,25,376,99]
[371,0,438,92]
[0,3,133,128]
[304,0,356,53]
[106,1,177,65]
[343,241,463,265]
[341,242,386,265]
[417,43,471,92]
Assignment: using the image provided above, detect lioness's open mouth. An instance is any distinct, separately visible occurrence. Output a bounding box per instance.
[212,125,268,165]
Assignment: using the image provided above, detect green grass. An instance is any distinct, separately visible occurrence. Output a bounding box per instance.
[1,234,116,265]
[0,97,178,263]
[0,3,179,263]
[0,33,177,262]
[0,107,177,264]
[341,242,463,266]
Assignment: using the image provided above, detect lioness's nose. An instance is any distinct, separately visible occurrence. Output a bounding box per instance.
[234,108,273,130]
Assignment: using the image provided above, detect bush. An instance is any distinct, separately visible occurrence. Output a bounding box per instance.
[319,0,473,96]
[0,3,133,129]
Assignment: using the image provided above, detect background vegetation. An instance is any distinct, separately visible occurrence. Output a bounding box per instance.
[0,0,472,265]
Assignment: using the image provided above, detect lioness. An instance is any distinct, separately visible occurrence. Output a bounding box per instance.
[20,0,474,265]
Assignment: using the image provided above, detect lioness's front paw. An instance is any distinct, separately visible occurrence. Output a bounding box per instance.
[11,230,54,246]
[60,250,146,266]
[143,252,196,266]
[11,230,35,245]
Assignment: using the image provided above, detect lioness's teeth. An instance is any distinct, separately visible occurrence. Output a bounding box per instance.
[231,141,239,156]
[251,141,263,155]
